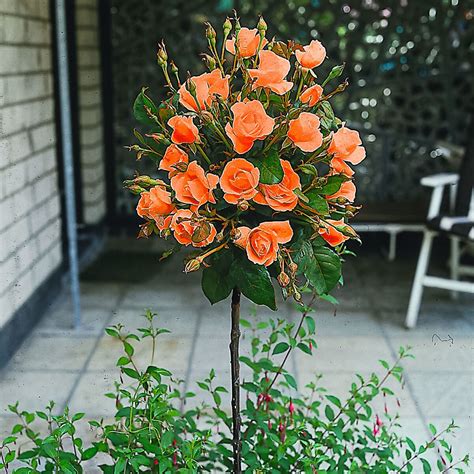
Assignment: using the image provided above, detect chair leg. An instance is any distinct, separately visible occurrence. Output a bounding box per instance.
[405,231,434,329]
[450,236,460,300]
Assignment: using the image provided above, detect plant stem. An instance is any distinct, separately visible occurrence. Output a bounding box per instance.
[265,294,317,395]
[230,288,242,473]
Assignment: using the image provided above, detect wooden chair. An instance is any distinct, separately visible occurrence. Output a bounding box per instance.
[405,121,474,328]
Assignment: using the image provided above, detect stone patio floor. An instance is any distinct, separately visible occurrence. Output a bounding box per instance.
[0,242,472,470]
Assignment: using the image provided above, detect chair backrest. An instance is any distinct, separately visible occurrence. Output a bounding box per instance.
[455,115,474,217]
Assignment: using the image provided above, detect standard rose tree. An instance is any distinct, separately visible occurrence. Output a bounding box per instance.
[126,15,365,473]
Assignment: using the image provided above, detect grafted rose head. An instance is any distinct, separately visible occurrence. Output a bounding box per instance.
[225,100,275,154]
[254,160,301,211]
[170,161,219,210]
[234,221,293,266]
[220,158,260,204]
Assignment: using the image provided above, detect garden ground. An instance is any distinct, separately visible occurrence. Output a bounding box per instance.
[0,237,472,470]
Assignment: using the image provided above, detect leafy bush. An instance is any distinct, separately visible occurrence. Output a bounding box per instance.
[0,310,469,473]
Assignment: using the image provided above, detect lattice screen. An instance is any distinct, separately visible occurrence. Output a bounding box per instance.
[109,0,473,218]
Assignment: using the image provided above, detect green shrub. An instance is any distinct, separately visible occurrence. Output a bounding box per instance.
[0,310,469,473]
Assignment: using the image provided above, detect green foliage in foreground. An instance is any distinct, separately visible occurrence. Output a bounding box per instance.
[0,310,469,473]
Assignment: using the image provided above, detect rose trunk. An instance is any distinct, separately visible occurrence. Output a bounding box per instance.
[230,287,242,473]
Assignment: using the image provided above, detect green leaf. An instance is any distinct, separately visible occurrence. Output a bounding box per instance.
[230,253,276,310]
[293,241,341,295]
[82,447,98,461]
[201,249,235,304]
[284,373,297,390]
[272,342,289,355]
[251,149,284,185]
[306,245,341,295]
[420,458,432,474]
[122,367,140,380]
[133,87,158,127]
[306,316,316,334]
[305,190,329,215]
[325,404,335,421]
[161,430,174,449]
[71,412,84,422]
[320,175,347,195]
[116,356,129,367]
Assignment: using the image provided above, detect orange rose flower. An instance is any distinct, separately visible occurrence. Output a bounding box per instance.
[328,126,366,177]
[136,185,175,230]
[225,100,275,154]
[159,144,189,173]
[171,209,216,247]
[287,112,323,152]
[168,115,199,144]
[295,40,326,69]
[318,219,350,247]
[170,161,219,210]
[220,158,260,204]
[300,84,323,106]
[248,50,293,95]
[254,160,301,211]
[178,69,229,112]
[327,181,356,202]
[234,220,293,266]
[225,27,267,58]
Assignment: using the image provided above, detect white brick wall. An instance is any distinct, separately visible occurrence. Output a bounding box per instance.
[0,0,62,329]
[76,0,106,224]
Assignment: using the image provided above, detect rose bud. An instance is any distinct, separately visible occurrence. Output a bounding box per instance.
[202,54,216,70]
[237,200,249,211]
[223,17,232,37]
[157,42,168,66]
[205,23,217,45]
[288,262,298,274]
[278,272,290,287]
[230,228,241,241]
[257,16,267,35]
[184,258,201,273]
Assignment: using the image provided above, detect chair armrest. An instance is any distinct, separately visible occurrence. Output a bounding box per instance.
[421,173,459,188]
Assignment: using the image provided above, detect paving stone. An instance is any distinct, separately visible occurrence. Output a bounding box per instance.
[7,335,96,371]
[87,333,193,372]
[407,371,473,418]
[109,306,200,337]
[295,335,395,374]
[0,371,78,415]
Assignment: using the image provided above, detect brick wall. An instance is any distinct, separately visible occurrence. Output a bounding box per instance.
[76,0,106,224]
[0,0,62,329]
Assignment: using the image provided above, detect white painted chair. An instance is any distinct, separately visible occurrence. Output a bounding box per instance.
[405,136,474,329]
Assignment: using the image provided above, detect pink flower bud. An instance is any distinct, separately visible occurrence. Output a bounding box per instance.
[288,400,295,415]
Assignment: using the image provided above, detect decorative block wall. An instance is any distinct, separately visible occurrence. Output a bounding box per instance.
[76,0,106,224]
[0,0,62,329]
